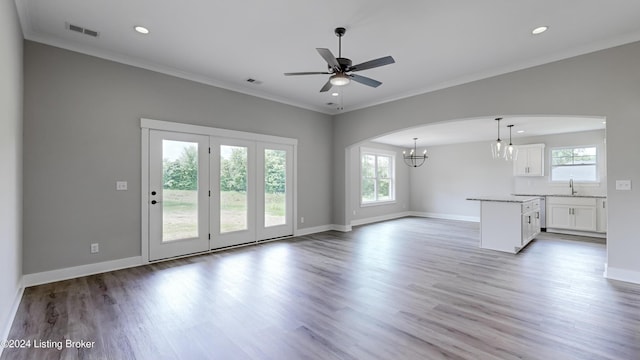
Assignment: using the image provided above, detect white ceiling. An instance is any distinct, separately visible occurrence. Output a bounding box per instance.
[15,0,640,115]
[371,116,606,148]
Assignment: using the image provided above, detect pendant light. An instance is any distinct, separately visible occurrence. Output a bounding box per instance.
[403,138,428,167]
[504,124,518,161]
[491,117,504,159]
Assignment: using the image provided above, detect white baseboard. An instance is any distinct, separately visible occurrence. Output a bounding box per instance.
[295,225,335,236]
[1,280,24,358]
[22,256,143,287]
[604,264,640,284]
[330,224,352,232]
[350,211,411,227]
[410,211,480,223]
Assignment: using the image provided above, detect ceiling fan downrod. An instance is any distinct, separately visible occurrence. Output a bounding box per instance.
[335,27,346,59]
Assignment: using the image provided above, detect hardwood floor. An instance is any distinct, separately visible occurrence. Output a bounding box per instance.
[3,217,640,359]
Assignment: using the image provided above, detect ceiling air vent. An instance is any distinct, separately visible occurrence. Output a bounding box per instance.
[245,78,262,85]
[66,22,100,38]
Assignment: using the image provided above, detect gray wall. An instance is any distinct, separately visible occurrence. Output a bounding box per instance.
[23,41,333,274]
[410,129,606,219]
[0,0,23,338]
[333,41,640,278]
[409,140,513,220]
[349,141,410,223]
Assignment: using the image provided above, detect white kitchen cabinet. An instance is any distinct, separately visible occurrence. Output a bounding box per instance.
[522,208,541,243]
[597,198,607,233]
[471,197,541,254]
[546,197,597,232]
[514,144,545,176]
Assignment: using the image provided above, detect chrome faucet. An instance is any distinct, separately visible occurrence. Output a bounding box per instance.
[569,178,578,195]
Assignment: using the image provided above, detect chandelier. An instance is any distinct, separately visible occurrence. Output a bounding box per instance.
[403,138,428,167]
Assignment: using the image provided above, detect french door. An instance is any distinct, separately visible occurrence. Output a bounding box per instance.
[149,131,210,261]
[257,143,294,240]
[210,138,256,249]
[147,129,294,261]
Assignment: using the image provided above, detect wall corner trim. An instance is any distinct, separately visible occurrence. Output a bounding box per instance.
[22,256,143,287]
[604,265,640,285]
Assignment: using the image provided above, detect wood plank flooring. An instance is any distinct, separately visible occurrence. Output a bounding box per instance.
[3,217,640,359]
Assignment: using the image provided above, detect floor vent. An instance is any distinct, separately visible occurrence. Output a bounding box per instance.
[66,22,100,38]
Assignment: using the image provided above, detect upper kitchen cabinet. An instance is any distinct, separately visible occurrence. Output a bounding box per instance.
[514,144,545,176]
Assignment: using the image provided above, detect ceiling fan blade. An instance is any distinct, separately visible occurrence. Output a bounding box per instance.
[350,56,395,72]
[316,48,341,72]
[349,74,382,88]
[319,79,333,92]
[284,72,331,76]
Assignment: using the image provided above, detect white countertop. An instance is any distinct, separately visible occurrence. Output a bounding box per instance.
[466,195,542,203]
[513,193,606,199]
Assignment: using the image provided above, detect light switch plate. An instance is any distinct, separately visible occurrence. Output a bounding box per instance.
[615,180,631,191]
[116,181,128,190]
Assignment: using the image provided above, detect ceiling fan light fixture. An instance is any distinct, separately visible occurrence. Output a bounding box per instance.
[329,73,350,86]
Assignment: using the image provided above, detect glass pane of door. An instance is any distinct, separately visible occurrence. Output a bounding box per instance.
[264,149,286,227]
[220,145,248,233]
[162,140,199,242]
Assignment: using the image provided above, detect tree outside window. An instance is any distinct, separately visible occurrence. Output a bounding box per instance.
[551,146,598,182]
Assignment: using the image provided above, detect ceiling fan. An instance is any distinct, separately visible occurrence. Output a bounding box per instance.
[284,27,395,92]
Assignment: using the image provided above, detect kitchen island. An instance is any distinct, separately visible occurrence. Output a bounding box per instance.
[467,196,542,254]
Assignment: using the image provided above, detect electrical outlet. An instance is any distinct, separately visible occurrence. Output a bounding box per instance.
[300,217,305,224]
[91,243,99,253]
[616,180,632,191]
[116,181,128,190]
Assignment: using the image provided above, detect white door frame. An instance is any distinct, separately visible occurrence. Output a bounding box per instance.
[141,118,298,263]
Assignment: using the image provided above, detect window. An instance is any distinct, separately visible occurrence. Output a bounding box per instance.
[550,146,598,182]
[361,148,395,204]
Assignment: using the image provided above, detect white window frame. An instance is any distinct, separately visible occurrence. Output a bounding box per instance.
[549,145,600,184]
[360,147,396,206]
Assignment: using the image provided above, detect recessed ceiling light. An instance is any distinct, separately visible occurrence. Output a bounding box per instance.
[602,121,607,124]
[517,130,525,134]
[331,92,339,97]
[134,26,150,34]
[532,26,548,35]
